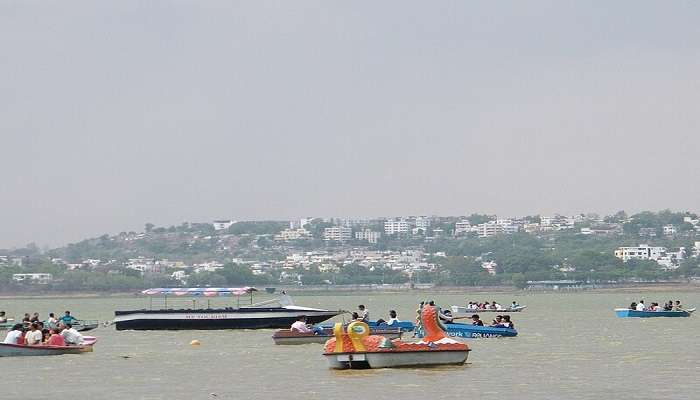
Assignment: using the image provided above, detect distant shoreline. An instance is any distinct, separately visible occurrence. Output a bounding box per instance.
[1,281,698,299]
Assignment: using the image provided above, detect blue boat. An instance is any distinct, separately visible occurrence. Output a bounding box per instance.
[614,308,695,318]
[442,323,517,338]
[321,320,416,332]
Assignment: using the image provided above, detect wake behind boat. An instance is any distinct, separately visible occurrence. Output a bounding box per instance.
[113,287,342,330]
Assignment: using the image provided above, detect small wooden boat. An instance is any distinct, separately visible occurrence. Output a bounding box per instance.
[615,308,695,318]
[273,327,402,345]
[324,305,470,369]
[0,336,97,357]
[451,305,526,316]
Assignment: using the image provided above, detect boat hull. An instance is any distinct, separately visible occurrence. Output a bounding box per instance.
[614,308,695,318]
[273,329,402,345]
[324,350,469,369]
[0,337,96,357]
[443,323,517,338]
[113,307,340,330]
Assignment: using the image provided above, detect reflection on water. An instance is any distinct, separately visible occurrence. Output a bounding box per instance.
[1,291,699,399]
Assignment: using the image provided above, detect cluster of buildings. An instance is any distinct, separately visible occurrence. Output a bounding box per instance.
[614,242,700,269]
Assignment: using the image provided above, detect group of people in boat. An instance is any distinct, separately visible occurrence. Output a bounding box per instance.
[465,301,520,311]
[468,314,515,329]
[629,300,685,312]
[1,311,84,346]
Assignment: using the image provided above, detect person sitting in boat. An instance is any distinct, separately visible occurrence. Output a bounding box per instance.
[376,310,400,326]
[511,301,519,309]
[439,309,455,324]
[490,315,504,327]
[2,324,24,345]
[60,323,84,345]
[30,312,40,323]
[357,305,369,322]
[290,316,313,333]
[629,302,637,310]
[47,312,59,329]
[21,313,31,324]
[60,311,77,326]
[46,328,66,346]
[673,300,683,311]
[635,301,646,311]
[663,301,673,311]
[0,311,6,323]
[471,314,484,326]
[24,322,43,346]
[502,315,514,329]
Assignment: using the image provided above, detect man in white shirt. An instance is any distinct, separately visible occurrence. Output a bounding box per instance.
[3,324,24,344]
[61,324,84,345]
[290,316,313,333]
[386,310,400,325]
[636,301,646,311]
[25,323,43,345]
[358,305,369,322]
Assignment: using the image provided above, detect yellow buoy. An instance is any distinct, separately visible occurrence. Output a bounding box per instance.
[190,340,201,346]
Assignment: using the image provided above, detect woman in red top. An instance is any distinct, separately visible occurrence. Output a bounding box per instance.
[46,328,66,346]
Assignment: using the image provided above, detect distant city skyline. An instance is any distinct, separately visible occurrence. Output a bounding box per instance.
[3,2,700,248]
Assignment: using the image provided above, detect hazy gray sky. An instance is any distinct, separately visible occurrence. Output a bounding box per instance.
[2,1,700,248]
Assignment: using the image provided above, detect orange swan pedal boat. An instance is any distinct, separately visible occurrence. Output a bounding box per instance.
[323,304,470,369]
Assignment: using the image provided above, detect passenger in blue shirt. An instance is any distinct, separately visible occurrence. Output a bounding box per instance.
[59,310,77,325]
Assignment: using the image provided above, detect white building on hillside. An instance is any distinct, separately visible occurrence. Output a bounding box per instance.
[355,229,381,244]
[454,220,473,235]
[324,226,352,241]
[275,228,311,241]
[384,219,409,235]
[12,273,52,284]
[663,225,677,236]
[614,244,666,262]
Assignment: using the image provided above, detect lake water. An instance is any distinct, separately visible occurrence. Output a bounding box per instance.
[1,290,699,400]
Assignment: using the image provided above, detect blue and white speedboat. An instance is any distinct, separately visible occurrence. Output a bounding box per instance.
[614,308,695,318]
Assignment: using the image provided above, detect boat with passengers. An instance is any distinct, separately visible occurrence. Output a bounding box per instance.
[113,287,342,330]
[0,336,97,357]
[615,308,695,318]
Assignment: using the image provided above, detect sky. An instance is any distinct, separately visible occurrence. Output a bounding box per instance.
[2,1,700,248]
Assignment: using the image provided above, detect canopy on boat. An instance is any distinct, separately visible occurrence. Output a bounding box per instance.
[141,287,257,297]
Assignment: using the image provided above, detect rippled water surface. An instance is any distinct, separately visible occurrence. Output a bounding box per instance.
[1,291,699,400]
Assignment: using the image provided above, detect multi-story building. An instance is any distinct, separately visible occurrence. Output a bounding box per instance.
[614,244,666,262]
[323,226,352,241]
[355,229,381,244]
[384,219,409,235]
[274,228,311,241]
[414,216,431,231]
[289,218,313,230]
[12,273,52,284]
[475,221,519,238]
[663,225,677,236]
[454,220,473,235]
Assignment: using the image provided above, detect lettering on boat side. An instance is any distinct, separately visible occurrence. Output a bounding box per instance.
[184,314,231,319]
[446,332,502,338]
